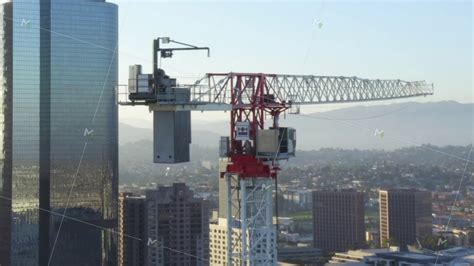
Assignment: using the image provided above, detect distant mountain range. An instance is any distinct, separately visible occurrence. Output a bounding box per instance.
[120,101,473,150]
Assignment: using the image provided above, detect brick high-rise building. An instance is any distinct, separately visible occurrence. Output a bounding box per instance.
[146,183,210,265]
[119,192,146,266]
[379,189,432,250]
[312,189,366,252]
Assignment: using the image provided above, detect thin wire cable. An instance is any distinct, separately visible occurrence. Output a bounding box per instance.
[297,113,474,164]
[310,196,437,249]
[92,42,119,124]
[3,15,200,78]
[301,104,411,121]
[295,109,474,252]
[278,191,441,249]
[444,145,473,230]
[48,44,119,263]
[7,3,471,263]
[300,1,325,74]
[0,192,212,262]
[48,3,125,263]
[0,194,211,263]
[162,245,210,262]
[434,145,473,265]
[0,195,142,242]
[48,142,89,265]
[6,9,211,264]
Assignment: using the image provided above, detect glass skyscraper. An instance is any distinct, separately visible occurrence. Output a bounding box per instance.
[0,0,118,265]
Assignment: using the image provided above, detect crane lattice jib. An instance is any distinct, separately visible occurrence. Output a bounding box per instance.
[189,72,433,179]
[190,73,433,107]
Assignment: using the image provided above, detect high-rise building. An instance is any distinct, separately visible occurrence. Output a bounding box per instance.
[146,183,210,266]
[209,218,241,266]
[209,217,277,266]
[312,189,366,252]
[379,189,432,250]
[218,160,238,219]
[0,0,118,265]
[119,192,146,266]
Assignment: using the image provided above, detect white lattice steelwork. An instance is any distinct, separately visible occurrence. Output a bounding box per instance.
[118,74,433,112]
[226,175,276,266]
[190,74,433,105]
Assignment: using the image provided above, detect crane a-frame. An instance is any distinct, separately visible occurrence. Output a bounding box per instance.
[118,37,433,265]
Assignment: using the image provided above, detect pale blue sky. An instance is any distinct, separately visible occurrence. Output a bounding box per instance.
[111,0,472,123]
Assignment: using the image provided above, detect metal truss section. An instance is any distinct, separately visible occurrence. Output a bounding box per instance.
[269,75,433,104]
[118,73,433,111]
[227,175,276,266]
[227,174,242,266]
[189,73,433,107]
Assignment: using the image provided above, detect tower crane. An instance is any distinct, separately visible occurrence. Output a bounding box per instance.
[118,37,433,265]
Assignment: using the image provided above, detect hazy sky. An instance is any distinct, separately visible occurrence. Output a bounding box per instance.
[110,0,472,125]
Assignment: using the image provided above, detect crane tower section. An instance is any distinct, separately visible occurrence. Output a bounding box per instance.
[214,73,294,265]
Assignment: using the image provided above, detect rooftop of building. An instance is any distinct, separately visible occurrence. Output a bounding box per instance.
[333,248,390,258]
[277,247,326,265]
[278,247,323,256]
[126,195,145,199]
[437,247,474,258]
[326,262,365,266]
[379,188,430,194]
[313,189,361,193]
[119,192,145,199]
[145,183,202,203]
[330,249,390,264]
[330,247,474,265]
[372,251,453,263]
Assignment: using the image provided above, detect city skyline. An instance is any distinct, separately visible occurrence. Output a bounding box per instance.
[0,1,471,265]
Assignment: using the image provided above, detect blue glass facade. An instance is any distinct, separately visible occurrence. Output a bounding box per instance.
[0,0,118,265]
